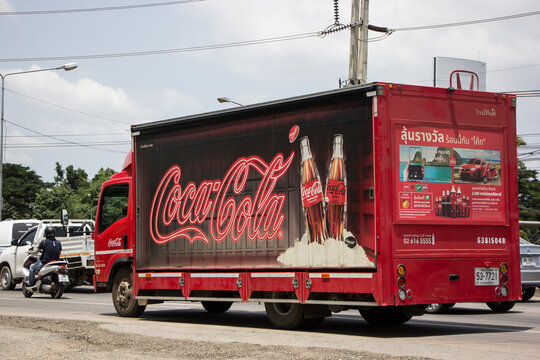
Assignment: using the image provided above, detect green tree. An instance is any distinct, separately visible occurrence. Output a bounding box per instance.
[2,163,45,220]
[33,164,115,220]
[517,137,540,243]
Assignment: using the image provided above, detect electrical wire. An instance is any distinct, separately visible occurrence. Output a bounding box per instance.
[4,118,126,154]
[6,142,130,148]
[6,133,127,138]
[4,88,131,125]
[0,0,204,16]
[0,32,319,63]
[393,10,540,31]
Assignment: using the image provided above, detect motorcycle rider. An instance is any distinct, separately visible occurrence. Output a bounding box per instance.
[26,227,62,287]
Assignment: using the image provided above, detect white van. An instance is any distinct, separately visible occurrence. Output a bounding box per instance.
[0,220,39,250]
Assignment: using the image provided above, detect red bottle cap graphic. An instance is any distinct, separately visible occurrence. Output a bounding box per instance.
[289,125,300,143]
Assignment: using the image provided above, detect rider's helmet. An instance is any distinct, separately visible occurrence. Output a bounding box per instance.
[44,227,56,239]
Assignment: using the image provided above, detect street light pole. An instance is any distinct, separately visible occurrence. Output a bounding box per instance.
[0,63,77,220]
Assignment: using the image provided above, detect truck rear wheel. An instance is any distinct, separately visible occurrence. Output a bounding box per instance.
[201,301,233,313]
[112,268,146,317]
[264,292,306,329]
[360,307,412,325]
[486,301,515,312]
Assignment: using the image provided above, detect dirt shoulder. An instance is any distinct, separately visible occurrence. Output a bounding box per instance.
[0,315,431,360]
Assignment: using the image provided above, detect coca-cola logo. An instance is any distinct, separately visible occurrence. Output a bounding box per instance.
[326,180,346,204]
[150,152,295,245]
[108,238,122,247]
[301,180,323,207]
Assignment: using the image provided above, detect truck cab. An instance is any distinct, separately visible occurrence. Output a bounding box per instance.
[93,152,134,292]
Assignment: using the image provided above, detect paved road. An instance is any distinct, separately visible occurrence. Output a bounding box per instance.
[1,286,539,360]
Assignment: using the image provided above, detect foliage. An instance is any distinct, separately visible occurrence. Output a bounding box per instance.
[2,162,115,221]
[1,163,44,219]
[517,137,540,244]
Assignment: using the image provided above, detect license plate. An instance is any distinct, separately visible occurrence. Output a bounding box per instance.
[475,268,499,286]
[522,257,536,267]
[58,274,69,284]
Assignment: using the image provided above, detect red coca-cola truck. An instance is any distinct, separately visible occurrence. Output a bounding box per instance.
[93,83,520,328]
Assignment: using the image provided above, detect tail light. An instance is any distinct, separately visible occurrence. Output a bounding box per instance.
[497,262,509,297]
[396,264,412,301]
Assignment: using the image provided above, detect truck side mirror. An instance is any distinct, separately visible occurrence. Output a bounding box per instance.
[61,209,69,226]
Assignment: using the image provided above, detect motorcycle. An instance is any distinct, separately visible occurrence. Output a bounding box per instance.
[21,252,69,299]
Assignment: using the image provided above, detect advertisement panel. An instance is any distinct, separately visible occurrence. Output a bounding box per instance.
[395,124,505,224]
[136,102,375,270]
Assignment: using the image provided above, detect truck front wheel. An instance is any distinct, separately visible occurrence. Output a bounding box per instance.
[201,301,233,313]
[264,292,306,329]
[360,306,412,325]
[112,268,146,317]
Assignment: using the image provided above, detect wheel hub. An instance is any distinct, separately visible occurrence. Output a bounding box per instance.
[116,280,132,307]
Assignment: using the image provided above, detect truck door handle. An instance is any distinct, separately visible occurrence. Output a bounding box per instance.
[123,235,128,249]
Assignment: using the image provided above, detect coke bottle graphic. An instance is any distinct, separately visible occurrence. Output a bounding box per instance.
[326,134,346,241]
[300,136,327,243]
[450,186,457,218]
[456,186,463,217]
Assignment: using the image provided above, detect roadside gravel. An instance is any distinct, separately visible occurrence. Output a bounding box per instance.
[0,315,431,360]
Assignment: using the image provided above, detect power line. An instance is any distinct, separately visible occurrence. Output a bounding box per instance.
[0,10,538,63]
[4,88,131,125]
[7,142,130,148]
[0,0,204,16]
[393,10,540,31]
[4,118,126,154]
[0,32,319,63]
[6,133,128,138]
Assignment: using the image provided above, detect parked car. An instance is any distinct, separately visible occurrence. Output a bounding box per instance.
[426,238,540,313]
[520,237,540,301]
[0,219,39,251]
[459,158,498,183]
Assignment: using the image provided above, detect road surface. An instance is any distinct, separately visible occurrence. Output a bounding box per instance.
[0,286,539,359]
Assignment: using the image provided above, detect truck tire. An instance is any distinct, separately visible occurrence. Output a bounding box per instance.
[486,301,515,312]
[264,292,306,330]
[201,301,233,313]
[425,303,455,314]
[0,265,15,290]
[360,307,412,325]
[521,287,536,302]
[112,268,146,317]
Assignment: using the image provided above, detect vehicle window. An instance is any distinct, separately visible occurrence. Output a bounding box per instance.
[18,228,36,246]
[98,183,129,234]
[69,224,94,236]
[12,222,38,242]
[52,226,68,237]
[474,159,481,165]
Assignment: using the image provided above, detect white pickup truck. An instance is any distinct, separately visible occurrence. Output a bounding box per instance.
[0,219,94,290]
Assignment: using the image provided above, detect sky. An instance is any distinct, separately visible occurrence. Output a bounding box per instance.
[0,0,539,182]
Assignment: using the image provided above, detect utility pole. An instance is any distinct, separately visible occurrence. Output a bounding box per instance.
[348,0,369,85]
